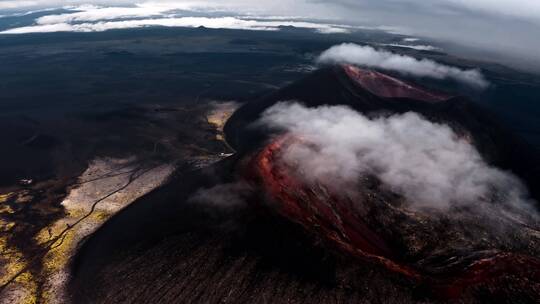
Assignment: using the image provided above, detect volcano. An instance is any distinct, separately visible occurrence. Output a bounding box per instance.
[69,65,540,303]
[229,65,540,299]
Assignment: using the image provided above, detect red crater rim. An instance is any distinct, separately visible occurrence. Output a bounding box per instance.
[343,65,451,102]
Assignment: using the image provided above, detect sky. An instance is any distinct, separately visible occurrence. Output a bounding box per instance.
[1,0,539,70]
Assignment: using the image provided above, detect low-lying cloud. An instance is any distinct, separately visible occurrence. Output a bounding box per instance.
[258,102,535,214]
[381,44,440,51]
[317,43,489,89]
[34,4,170,24]
[403,38,420,42]
[188,181,253,208]
[0,16,353,34]
[0,3,354,34]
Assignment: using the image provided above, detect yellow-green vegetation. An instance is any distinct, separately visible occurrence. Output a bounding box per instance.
[0,191,37,304]
[0,193,13,203]
[0,222,15,233]
[31,205,115,303]
[0,242,26,285]
[14,271,38,304]
[36,225,75,273]
[0,239,36,304]
[0,193,14,214]
[206,102,238,143]
[35,208,112,273]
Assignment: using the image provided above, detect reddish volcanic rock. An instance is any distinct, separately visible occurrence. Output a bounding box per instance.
[249,135,540,299]
[249,136,419,278]
[343,65,450,102]
[437,253,540,298]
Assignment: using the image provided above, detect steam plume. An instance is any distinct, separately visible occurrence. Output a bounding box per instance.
[258,102,535,213]
[317,43,489,89]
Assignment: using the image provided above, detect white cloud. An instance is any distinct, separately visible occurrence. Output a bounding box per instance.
[0,1,134,10]
[317,43,489,89]
[2,22,74,33]
[403,37,419,42]
[35,5,170,24]
[328,0,540,25]
[444,0,540,22]
[0,2,356,34]
[188,182,253,208]
[5,0,538,22]
[324,1,540,70]
[380,44,440,51]
[0,1,40,9]
[0,16,352,34]
[0,1,334,18]
[258,102,536,214]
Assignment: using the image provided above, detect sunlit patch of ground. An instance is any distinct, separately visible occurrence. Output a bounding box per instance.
[1,191,41,304]
[0,158,174,304]
[207,101,239,147]
[39,158,175,303]
[0,193,14,214]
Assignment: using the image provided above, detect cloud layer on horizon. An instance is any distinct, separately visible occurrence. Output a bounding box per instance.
[1,1,539,70]
[317,43,489,89]
[2,0,540,23]
[1,16,352,34]
[380,44,439,52]
[0,2,355,34]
